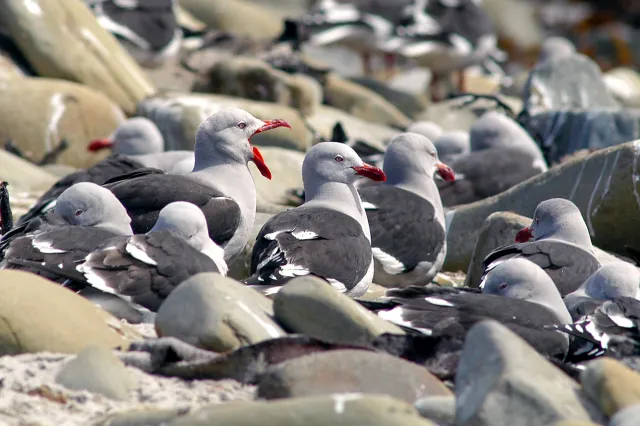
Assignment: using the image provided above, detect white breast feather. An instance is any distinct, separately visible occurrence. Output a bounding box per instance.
[372,247,405,275]
[125,242,158,266]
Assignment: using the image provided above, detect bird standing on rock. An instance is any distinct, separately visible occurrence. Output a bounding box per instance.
[102,108,291,262]
[359,132,454,287]
[247,142,386,297]
[481,198,601,296]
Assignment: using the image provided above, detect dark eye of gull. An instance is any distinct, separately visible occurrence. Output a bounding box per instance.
[75,209,83,216]
[499,283,508,290]
[335,155,344,163]
[536,218,540,225]
[238,122,247,129]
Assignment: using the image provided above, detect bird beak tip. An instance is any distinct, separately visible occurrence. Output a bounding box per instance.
[515,226,533,243]
[352,163,386,182]
[436,162,456,182]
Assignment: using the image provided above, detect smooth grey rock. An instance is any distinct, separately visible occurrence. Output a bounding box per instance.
[98,408,182,425]
[581,358,640,418]
[609,404,640,426]
[251,147,304,206]
[56,346,132,400]
[350,76,428,119]
[414,395,455,425]
[273,276,404,345]
[155,273,286,352]
[455,321,604,426]
[169,394,436,426]
[257,349,451,403]
[443,141,640,273]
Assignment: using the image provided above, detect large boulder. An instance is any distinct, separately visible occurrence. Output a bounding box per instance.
[0,77,124,168]
[136,93,311,152]
[581,358,640,418]
[520,54,640,163]
[444,141,640,272]
[0,0,156,114]
[0,270,140,355]
[455,321,604,426]
[0,150,58,193]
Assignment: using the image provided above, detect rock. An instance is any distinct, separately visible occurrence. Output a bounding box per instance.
[549,422,601,426]
[581,358,640,417]
[417,95,522,132]
[0,51,25,81]
[519,54,639,163]
[170,394,436,426]
[609,404,640,426]
[257,349,451,402]
[354,283,388,301]
[324,73,411,129]
[414,395,456,425]
[143,57,199,94]
[41,164,78,178]
[136,93,311,151]
[250,147,304,206]
[155,273,286,352]
[97,408,183,426]
[56,346,132,400]
[349,77,429,119]
[0,0,156,114]
[464,211,631,287]
[194,56,322,117]
[227,212,273,280]
[0,151,58,193]
[308,105,399,148]
[179,0,283,39]
[0,77,125,169]
[0,270,139,355]
[273,276,404,345]
[443,141,640,272]
[455,321,604,426]
[604,68,640,108]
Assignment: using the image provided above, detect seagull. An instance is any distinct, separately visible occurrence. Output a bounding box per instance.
[17,117,194,226]
[246,142,386,297]
[359,133,455,287]
[102,108,291,261]
[481,198,601,296]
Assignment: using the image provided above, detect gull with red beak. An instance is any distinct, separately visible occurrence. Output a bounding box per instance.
[480,198,600,296]
[358,133,454,287]
[246,142,386,297]
[102,108,291,261]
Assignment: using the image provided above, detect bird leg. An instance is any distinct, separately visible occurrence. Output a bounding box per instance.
[383,53,396,80]
[361,52,373,76]
[38,138,69,166]
[457,70,467,93]
[4,140,27,160]
[0,181,13,235]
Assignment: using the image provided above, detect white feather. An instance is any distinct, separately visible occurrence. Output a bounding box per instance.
[424,297,455,307]
[33,239,66,254]
[372,247,405,275]
[291,230,318,240]
[327,278,347,292]
[609,313,635,329]
[125,242,157,266]
[278,263,310,278]
[264,231,282,240]
[361,201,378,210]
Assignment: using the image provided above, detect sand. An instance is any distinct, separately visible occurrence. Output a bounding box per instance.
[0,352,255,426]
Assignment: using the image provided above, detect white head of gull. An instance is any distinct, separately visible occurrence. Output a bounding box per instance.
[150,201,227,275]
[516,198,593,249]
[382,133,454,222]
[189,108,290,256]
[54,182,132,236]
[482,257,573,324]
[433,130,470,158]
[564,262,640,310]
[301,141,386,240]
[88,117,164,156]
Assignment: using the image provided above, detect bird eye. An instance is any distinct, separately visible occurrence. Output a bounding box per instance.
[75,209,83,216]
[499,283,508,290]
[238,122,247,129]
[430,152,436,157]
[536,218,539,225]
[335,155,344,162]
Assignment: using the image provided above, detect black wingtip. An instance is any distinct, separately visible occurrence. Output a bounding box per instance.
[0,181,13,235]
[331,122,349,143]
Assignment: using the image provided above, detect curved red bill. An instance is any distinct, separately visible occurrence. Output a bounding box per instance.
[250,119,292,139]
[87,138,113,152]
[252,146,272,180]
[515,226,533,243]
[352,163,386,182]
[436,161,455,182]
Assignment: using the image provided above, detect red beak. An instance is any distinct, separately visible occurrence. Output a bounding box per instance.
[352,163,386,182]
[436,161,455,182]
[250,119,292,139]
[515,226,533,243]
[87,138,113,152]
[251,146,272,180]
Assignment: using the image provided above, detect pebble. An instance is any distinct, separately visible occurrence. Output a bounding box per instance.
[56,346,133,401]
[155,273,286,352]
[170,394,437,426]
[581,358,640,418]
[0,270,140,356]
[414,395,456,425]
[250,147,304,206]
[273,276,404,345]
[228,212,274,280]
[257,349,451,403]
[455,321,604,426]
[609,404,640,426]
